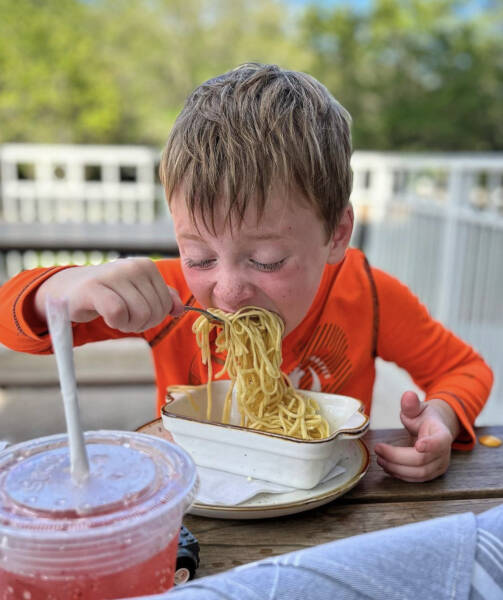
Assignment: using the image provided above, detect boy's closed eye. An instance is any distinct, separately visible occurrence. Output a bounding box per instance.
[184,258,216,270]
[183,257,287,272]
[249,258,286,272]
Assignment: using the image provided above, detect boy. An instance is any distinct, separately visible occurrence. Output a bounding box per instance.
[0,63,493,482]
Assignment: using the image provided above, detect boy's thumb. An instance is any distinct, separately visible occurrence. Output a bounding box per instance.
[167,287,184,316]
[400,391,425,420]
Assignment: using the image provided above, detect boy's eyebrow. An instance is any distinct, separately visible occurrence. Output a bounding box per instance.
[244,232,287,241]
[178,232,287,242]
[177,233,206,242]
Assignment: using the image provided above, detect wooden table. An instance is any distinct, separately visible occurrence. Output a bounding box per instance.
[177,426,503,579]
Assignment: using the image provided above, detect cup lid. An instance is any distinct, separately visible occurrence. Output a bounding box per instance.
[5,442,157,515]
[0,430,197,536]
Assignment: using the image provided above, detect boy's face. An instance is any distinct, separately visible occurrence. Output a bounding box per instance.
[170,185,352,336]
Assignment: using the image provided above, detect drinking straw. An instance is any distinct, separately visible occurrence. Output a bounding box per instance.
[46,296,90,483]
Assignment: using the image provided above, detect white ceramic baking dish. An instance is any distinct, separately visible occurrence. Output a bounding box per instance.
[162,381,369,489]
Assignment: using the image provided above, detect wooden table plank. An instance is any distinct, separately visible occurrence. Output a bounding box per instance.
[185,497,503,578]
[345,426,503,503]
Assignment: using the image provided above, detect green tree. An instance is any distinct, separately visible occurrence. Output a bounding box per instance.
[1,0,501,149]
[86,0,314,144]
[300,0,503,150]
[0,0,311,145]
[0,0,121,143]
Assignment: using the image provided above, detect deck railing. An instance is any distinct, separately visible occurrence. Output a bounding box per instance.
[0,143,169,277]
[351,152,503,419]
[1,144,501,417]
[0,143,164,223]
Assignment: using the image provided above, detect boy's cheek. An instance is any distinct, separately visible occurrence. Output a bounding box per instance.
[180,269,210,301]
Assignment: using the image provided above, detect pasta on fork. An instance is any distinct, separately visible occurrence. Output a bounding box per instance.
[173,306,330,440]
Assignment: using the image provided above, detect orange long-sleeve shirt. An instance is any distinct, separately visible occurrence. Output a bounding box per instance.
[0,249,493,449]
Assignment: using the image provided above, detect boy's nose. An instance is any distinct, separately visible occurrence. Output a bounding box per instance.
[212,274,255,312]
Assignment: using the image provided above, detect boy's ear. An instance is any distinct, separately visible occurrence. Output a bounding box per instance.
[327,204,354,264]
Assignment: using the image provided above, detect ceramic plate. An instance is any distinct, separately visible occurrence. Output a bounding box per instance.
[137,419,370,520]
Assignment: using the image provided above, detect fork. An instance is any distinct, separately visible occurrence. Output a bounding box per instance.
[183,306,225,324]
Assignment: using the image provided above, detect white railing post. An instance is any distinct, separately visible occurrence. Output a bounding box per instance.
[436,166,463,326]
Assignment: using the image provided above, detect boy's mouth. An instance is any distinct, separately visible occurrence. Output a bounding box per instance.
[206,304,285,326]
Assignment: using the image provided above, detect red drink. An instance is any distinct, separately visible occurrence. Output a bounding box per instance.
[0,534,179,599]
[0,432,197,600]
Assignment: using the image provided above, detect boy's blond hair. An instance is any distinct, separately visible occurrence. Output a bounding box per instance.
[160,63,352,240]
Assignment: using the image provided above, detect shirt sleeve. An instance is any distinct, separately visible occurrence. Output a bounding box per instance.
[374,268,494,450]
[0,266,140,354]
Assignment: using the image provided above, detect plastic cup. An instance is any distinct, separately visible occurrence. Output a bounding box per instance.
[0,430,198,599]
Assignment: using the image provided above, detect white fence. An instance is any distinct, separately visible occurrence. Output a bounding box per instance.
[0,144,167,278]
[350,152,503,422]
[0,144,164,224]
[1,144,501,419]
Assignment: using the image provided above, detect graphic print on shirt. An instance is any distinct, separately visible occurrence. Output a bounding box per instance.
[288,323,352,394]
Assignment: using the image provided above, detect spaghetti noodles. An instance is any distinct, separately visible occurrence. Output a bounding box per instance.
[179,306,330,440]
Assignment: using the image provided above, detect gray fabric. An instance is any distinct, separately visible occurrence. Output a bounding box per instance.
[470,505,503,600]
[131,509,483,600]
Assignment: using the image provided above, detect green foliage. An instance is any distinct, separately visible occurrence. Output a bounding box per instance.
[0,0,501,150]
[300,0,503,150]
[0,0,121,143]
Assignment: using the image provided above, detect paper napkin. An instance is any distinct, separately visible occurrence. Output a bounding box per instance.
[196,462,346,506]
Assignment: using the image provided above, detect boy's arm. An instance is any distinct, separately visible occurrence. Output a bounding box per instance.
[374,268,493,450]
[370,268,493,482]
[0,259,184,354]
[0,265,81,354]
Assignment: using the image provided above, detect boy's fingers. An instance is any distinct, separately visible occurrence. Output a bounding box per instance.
[149,275,175,315]
[147,267,181,317]
[131,279,166,330]
[415,429,451,455]
[110,281,154,331]
[38,258,184,331]
[97,278,163,332]
[376,454,447,482]
[68,291,100,323]
[92,286,131,331]
[136,271,185,329]
[123,263,183,324]
[108,278,181,331]
[167,287,184,316]
[415,437,429,453]
[374,442,430,467]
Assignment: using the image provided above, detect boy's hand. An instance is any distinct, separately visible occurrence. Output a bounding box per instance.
[374,391,461,482]
[34,258,184,333]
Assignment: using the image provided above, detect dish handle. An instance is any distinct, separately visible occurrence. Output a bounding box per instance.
[338,409,369,439]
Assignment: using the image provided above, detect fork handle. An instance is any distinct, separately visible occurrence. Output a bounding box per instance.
[183,306,224,324]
